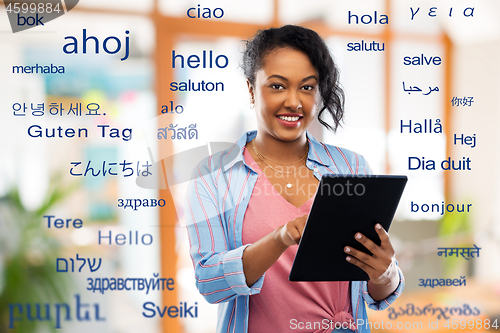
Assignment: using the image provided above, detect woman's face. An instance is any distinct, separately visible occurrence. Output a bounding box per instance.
[249,47,321,143]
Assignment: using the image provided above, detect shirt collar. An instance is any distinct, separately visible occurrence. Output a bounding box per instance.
[222,130,332,172]
[305,131,333,167]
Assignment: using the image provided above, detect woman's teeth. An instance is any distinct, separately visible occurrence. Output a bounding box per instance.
[278,115,300,121]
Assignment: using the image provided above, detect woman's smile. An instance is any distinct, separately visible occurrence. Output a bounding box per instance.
[275,113,303,127]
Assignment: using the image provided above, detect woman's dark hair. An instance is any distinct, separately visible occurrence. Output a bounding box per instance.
[242,25,344,131]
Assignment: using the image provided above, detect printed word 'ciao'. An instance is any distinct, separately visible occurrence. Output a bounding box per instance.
[187,4,224,19]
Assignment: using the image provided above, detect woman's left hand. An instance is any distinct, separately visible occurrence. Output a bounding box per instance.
[344,223,399,300]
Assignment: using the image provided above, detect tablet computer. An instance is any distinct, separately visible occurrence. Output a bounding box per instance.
[289,174,407,281]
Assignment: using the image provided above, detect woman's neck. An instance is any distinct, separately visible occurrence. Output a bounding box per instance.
[252,132,309,164]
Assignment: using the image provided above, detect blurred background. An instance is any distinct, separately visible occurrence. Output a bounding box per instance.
[0,0,500,332]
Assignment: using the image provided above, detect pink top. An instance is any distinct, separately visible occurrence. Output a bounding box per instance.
[242,148,354,333]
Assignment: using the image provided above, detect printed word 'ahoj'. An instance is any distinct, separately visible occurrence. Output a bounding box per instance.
[63,29,130,61]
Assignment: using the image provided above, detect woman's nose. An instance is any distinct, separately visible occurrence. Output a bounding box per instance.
[284,91,302,110]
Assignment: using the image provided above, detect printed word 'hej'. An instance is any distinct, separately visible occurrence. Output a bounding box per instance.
[401,120,476,147]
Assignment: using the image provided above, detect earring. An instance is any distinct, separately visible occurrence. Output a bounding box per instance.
[250,97,255,108]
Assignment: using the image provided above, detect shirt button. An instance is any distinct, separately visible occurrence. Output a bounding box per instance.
[314,167,319,172]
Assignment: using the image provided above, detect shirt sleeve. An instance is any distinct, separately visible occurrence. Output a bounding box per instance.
[185,163,264,304]
[359,153,373,175]
[361,263,405,311]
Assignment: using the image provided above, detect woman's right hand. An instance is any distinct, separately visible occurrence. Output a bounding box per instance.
[243,214,308,286]
[277,215,308,247]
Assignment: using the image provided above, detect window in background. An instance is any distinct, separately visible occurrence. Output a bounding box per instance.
[324,36,386,174]
[77,0,154,13]
[0,8,160,333]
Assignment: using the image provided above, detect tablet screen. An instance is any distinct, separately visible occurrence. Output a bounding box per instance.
[289,174,407,281]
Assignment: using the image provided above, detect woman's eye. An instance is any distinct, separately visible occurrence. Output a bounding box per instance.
[302,85,314,91]
[271,84,284,90]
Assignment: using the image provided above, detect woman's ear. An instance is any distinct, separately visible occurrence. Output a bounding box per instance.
[246,79,255,107]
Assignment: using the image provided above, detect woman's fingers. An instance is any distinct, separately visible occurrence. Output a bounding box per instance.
[374,224,395,254]
[287,226,301,244]
[353,225,395,257]
[345,224,397,281]
[344,245,374,266]
[345,245,389,281]
[353,232,381,256]
[345,254,374,275]
[297,215,307,236]
[279,215,308,246]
